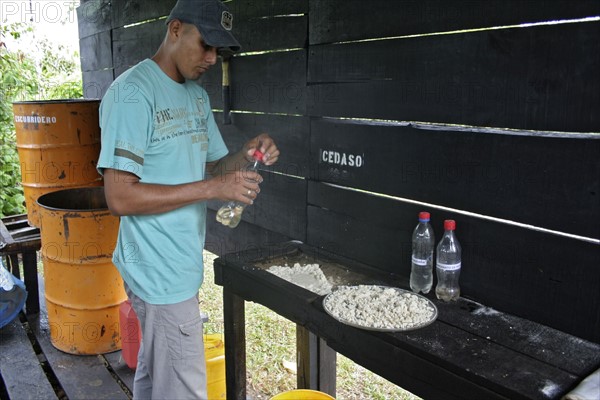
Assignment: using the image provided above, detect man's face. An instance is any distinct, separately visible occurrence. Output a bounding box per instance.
[174,23,217,81]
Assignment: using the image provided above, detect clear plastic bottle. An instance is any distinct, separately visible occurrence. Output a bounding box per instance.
[216,150,264,228]
[435,219,462,302]
[409,211,435,294]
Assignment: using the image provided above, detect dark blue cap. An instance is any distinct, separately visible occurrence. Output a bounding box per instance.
[166,0,241,53]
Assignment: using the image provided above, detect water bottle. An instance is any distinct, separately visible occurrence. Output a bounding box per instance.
[435,219,462,302]
[409,211,435,294]
[216,150,263,228]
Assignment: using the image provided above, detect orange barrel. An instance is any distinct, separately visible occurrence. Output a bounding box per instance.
[37,187,125,355]
[12,99,103,227]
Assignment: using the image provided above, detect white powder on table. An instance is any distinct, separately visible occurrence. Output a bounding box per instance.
[323,285,436,331]
[267,263,333,296]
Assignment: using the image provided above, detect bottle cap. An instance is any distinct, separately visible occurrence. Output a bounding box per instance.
[418,212,430,222]
[252,150,264,161]
[444,220,456,231]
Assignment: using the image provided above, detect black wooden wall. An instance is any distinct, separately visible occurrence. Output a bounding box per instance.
[78,0,600,343]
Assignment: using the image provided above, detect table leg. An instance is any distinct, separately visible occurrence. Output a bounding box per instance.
[297,326,336,397]
[7,254,21,279]
[22,252,39,314]
[223,288,246,400]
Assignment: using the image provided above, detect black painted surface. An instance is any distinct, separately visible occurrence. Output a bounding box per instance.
[307,182,600,343]
[76,1,600,394]
[309,0,600,45]
[308,22,600,132]
[310,119,600,238]
[214,242,600,400]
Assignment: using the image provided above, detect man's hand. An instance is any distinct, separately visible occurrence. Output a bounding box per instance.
[204,133,280,207]
[243,133,280,166]
[206,168,262,205]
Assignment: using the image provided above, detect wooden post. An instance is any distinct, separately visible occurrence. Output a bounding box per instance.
[296,325,336,397]
[223,289,246,400]
[22,252,40,314]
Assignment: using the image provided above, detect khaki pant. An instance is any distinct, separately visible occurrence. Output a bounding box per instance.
[126,285,207,400]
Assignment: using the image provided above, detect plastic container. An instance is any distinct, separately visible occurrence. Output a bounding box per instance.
[270,389,335,400]
[118,309,226,400]
[0,259,28,329]
[119,300,141,369]
[204,334,226,400]
[216,150,264,228]
[409,211,435,294]
[435,219,462,302]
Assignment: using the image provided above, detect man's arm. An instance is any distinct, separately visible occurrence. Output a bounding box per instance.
[104,133,278,217]
[103,168,260,216]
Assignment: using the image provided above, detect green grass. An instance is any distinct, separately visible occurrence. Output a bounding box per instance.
[199,251,420,400]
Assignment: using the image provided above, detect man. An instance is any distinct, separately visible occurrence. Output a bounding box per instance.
[97,0,279,398]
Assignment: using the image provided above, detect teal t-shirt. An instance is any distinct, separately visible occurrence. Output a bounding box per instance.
[97,59,229,304]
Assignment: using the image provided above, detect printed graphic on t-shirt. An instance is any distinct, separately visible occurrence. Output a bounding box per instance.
[151,97,209,150]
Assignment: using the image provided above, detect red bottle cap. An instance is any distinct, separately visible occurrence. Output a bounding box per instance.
[253,150,264,161]
[444,220,456,231]
[418,212,430,221]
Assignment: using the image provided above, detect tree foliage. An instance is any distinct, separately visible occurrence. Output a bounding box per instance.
[0,22,83,217]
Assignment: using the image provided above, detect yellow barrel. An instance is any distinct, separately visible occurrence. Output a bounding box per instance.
[37,187,126,355]
[205,334,226,399]
[12,99,103,227]
[270,390,335,400]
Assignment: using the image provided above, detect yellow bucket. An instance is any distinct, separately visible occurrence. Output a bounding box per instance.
[204,333,226,399]
[270,389,335,400]
[37,187,126,355]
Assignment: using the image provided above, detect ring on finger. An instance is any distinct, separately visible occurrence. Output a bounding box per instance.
[247,189,252,195]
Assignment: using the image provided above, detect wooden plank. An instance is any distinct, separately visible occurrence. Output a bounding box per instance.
[222,289,246,400]
[323,311,576,400]
[309,0,600,45]
[234,15,307,53]
[80,30,113,72]
[434,297,600,378]
[230,51,307,115]
[307,182,600,342]
[199,60,223,109]
[308,22,600,132]
[227,0,308,56]
[310,119,600,239]
[214,245,592,399]
[112,19,165,77]
[27,304,129,399]
[207,112,309,239]
[83,69,115,100]
[245,173,306,241]
[111,0,175,30]
[103,351,134,395]
[0,317,57,400]
[207,172,307,241]
[227,0,308,20]
[296,327,336,396]
[22,254,40,315]
[77,0,112,39]
[205,210,291,257]
[214,113,310,179]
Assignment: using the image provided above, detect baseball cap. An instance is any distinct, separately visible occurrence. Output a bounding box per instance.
[166,0,241,53]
